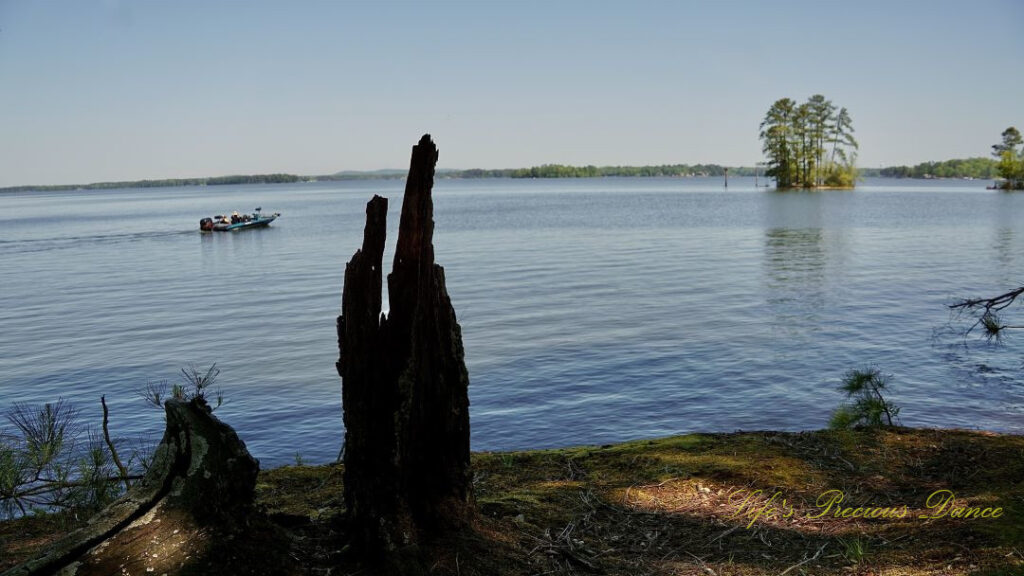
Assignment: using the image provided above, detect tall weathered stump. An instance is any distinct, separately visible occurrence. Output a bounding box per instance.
[337,134,472,555]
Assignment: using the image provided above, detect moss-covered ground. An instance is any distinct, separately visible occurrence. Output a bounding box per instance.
[2,428,1021,575]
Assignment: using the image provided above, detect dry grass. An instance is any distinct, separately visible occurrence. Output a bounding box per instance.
[2,428,1022,575]
[467,428,1023,576]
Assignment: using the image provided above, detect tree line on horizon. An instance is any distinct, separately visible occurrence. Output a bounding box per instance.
[0,173,301,193]
[452,163,757,178]
[4,157,1017,193]
[877,157,998,179]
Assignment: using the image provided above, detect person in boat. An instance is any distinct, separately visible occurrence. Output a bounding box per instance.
[231,211,240,224]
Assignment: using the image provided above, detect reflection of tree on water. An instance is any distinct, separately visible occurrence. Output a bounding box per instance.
[992,227,1015,275]
[763,227,826,341]
[992,190,1020,284]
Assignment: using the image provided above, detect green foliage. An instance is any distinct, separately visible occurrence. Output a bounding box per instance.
[0,435,20,506]
[759,94,858,189]
[823,152,859,188]
[838,536,869,563]
[829,368,900,429]
[992,126,1024,189]
[980,311,1006,340]
[877,157,998,179]
[68,432,119,511]
[350,164,765,179]
[8,401,76,472]
[177,363,224,409]
[500,453,517,469]
[502,163,742,178]
[203,173,300,185]
[992,126,1022,156]
[2,365,224,519]
[142,363,223,411]
[0,399,92,517]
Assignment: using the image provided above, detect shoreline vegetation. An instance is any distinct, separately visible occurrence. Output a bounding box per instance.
[0,157,1005,194]
[2,427,1021,575]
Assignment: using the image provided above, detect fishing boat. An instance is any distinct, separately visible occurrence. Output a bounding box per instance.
[200,207,280,232]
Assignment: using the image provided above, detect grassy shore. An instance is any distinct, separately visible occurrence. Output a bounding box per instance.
[2,427,1021,575]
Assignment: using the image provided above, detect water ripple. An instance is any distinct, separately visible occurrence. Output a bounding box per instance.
[1,178,1022,466]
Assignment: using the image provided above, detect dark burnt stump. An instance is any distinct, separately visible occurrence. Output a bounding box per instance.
[337,134,472,557]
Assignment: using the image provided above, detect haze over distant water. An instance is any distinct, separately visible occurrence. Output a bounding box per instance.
[1,0,1023,187]
[1,178,1021,466]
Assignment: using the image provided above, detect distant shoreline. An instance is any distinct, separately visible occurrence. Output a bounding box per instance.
[0,164,749,193]
[0,160,1001,193]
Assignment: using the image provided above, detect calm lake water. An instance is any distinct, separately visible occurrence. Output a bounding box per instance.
[1,177,1021,466]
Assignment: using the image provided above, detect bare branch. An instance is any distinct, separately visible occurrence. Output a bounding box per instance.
[138,379,169,410]
[101,396,131,491]
[951,286,1024,313]
[950,286,1024,340]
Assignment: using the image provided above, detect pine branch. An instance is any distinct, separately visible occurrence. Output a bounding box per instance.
[951,286,1024,313]
[1,474,142,502]
[950,286,1024,338]
[101,396,131,490]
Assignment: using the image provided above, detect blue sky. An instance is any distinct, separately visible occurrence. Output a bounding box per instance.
[1,0,1022,186]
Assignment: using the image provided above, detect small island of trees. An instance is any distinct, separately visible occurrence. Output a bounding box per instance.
[759,94,858,189]
[992,126,1024,190]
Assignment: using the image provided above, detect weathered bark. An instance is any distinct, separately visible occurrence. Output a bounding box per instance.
[1,398,258,576]
[337,195,410,550]
[337,134,472,556]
